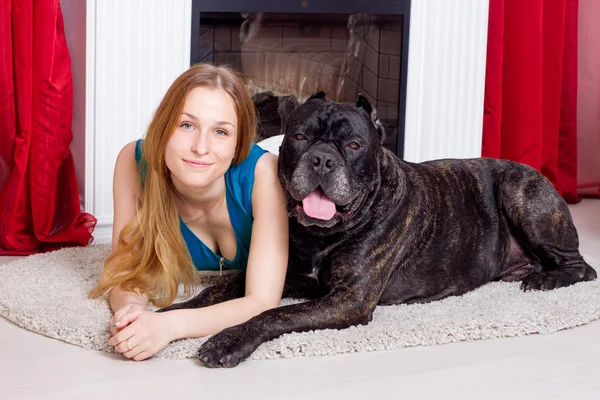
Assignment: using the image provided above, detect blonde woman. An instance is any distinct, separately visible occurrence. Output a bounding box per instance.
[89,63,289,361]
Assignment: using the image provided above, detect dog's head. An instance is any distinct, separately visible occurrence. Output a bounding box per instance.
[278,92,385,230]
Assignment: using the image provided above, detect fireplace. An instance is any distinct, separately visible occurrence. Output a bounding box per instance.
[191,0,411,158]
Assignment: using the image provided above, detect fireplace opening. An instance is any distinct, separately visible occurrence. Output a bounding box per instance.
[191,1,410,157]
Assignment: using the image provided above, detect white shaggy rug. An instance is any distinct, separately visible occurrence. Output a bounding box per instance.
[1,245,599,361]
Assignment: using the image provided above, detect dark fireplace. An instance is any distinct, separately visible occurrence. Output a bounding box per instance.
[191,0,411,158]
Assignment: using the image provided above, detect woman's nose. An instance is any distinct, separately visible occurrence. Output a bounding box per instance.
[191,132,210,154]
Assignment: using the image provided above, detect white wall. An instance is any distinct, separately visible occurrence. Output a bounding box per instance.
[61,0,87,203]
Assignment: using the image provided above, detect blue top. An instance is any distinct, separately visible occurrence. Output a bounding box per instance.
[134,139,268,271]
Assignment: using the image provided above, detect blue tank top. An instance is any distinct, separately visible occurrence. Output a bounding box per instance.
[134,139,268,272]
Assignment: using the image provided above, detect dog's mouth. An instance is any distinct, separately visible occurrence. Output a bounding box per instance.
[296,187,354,221]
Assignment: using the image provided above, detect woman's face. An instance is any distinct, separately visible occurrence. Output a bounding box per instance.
[165,86,238,191]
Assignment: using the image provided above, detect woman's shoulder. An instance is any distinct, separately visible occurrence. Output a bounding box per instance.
[225,144,274,216]
[111,140,145,188]
[253,151,278,182]
[228,143,270,182]
[118,140,139,157]
[114,140,140,173]
[133,139,144,163]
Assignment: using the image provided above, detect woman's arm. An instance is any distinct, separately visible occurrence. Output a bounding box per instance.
[109,286,148,313]
[167,152,289,339]
[108,141,149,314]
[109,152,289,358]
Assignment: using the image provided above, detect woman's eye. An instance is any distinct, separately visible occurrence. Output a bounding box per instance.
[180,122,194,130]
[214,129,228,136]
[347,142,361,150]
[293,134,306,140]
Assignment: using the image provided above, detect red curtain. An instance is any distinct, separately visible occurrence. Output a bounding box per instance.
[0,0,96,255]
[482,0,580,203]
[577,0,600,198]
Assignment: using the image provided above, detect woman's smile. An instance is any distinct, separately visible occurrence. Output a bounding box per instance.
[183,159,213,169]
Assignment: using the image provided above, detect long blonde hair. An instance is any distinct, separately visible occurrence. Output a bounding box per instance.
[89,63,257,307]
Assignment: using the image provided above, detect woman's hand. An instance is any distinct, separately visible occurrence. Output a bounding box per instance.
[109,303,146,335]
[108,310,177,361]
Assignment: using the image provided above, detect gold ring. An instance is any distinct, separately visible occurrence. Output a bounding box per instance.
[126,339,133,351]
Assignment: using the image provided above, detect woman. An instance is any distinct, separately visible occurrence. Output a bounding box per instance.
[89,63,289,361]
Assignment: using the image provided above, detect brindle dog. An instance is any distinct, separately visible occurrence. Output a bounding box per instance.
[159,92,597,368]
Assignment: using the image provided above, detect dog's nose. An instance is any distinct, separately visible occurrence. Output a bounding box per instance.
[310,151,337,173]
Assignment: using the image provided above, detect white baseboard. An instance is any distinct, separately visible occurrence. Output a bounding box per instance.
[91,218,113,245]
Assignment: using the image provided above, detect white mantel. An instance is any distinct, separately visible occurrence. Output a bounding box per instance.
[81,0,489,244]
[404,0,489,163]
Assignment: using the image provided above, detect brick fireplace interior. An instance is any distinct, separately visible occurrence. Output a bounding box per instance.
[196,11,406,154]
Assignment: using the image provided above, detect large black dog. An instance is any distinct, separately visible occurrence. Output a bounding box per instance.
[160,92,597,367]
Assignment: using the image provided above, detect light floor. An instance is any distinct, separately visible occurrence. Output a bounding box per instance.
[1,200,599,400]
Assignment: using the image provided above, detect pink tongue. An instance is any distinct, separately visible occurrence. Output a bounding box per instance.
[302,189,337,220]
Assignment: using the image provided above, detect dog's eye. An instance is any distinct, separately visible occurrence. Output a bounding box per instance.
[348,142,361,150]
[293,134,307,141]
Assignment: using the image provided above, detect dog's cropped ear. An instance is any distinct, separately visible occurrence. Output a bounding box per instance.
[307,91,327,101]
[356,94,386,145]
[355,94,374,115]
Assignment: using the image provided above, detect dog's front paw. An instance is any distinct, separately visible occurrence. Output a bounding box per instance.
[521,271,569,291]
[198,325,261,368]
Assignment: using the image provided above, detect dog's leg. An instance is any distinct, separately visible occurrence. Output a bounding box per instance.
[197,273,382,367]
[156,272,246,312]
[499,170,597,291]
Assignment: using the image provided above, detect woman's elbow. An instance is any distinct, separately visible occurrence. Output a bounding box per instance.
[250,296,281,314]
